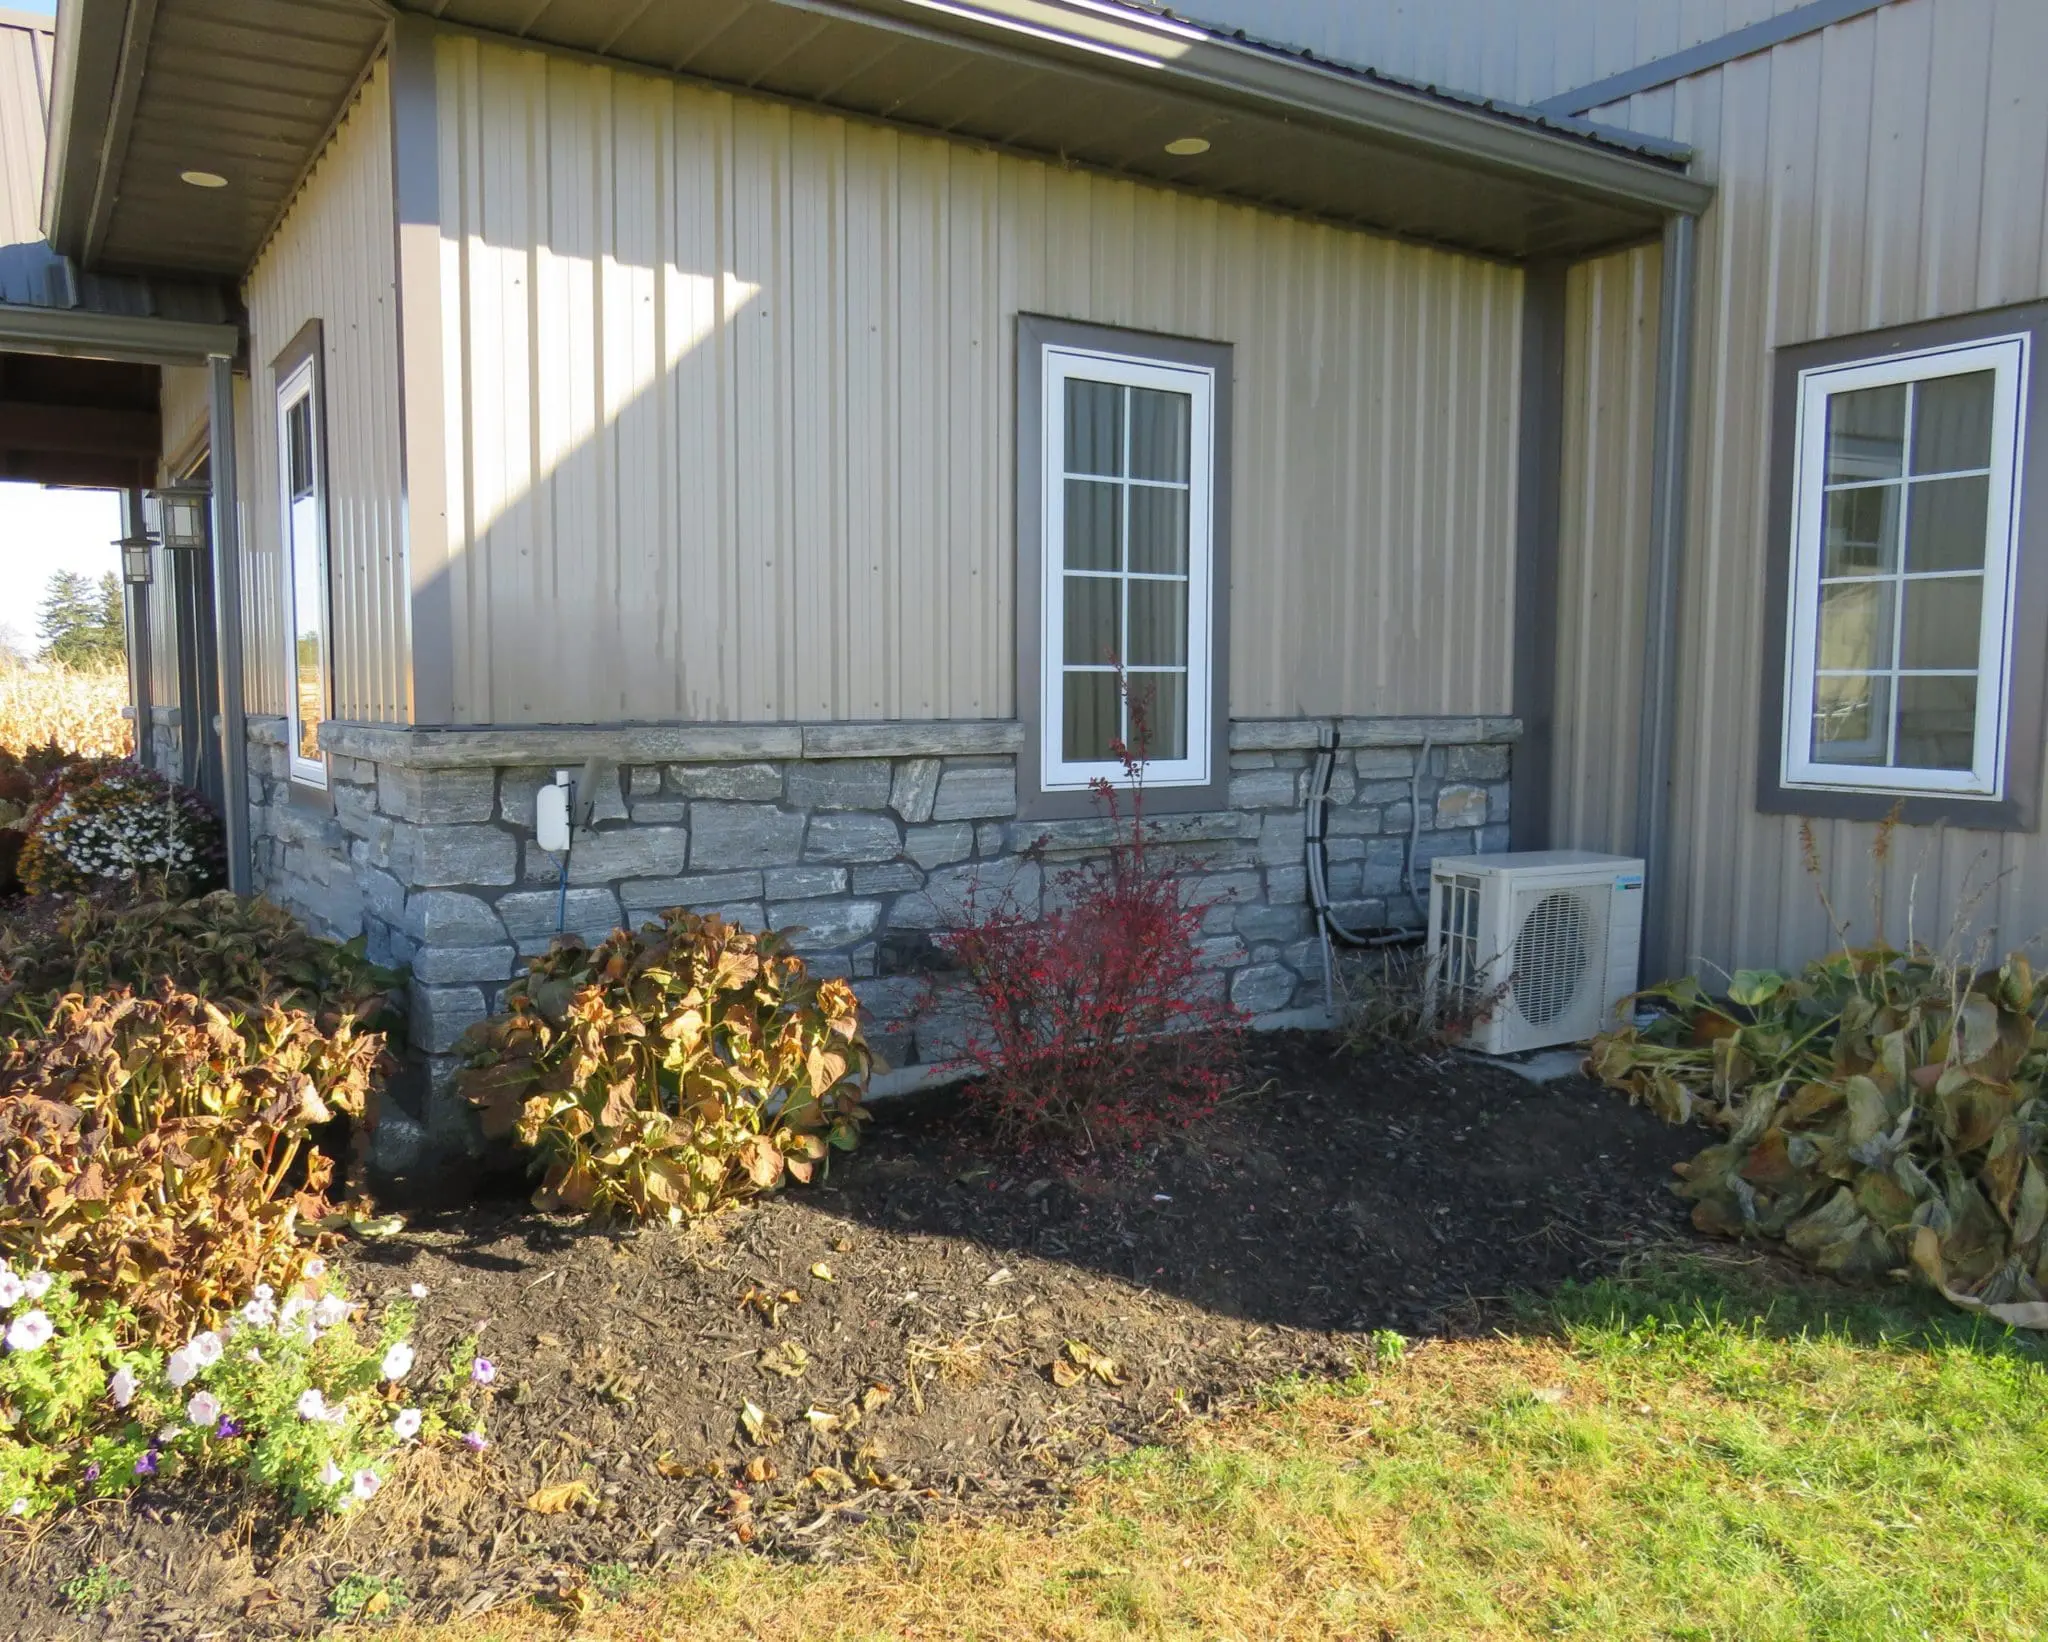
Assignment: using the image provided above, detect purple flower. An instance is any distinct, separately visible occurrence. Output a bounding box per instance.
[215,1418,244,1440]
[461,1431,488,1452]
[133,1452,157,1477]
[81,1464,100,1483]
[470,1357,496,1386]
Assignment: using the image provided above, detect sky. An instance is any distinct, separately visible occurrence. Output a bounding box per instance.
[12,1,54,15]
[0,482,124,656]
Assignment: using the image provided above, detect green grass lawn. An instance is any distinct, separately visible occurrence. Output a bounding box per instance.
[394,1256,2048,1641]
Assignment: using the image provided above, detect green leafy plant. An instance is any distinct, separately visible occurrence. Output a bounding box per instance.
[18,760,223,897]
[0,1265,491,1521]
[0,987,383,1341]
[0,889,405,1036]
[1588,946,2048,1328]
[327,1571,411,1624]
[60,1564,132,1613]
[457,910,870,1223]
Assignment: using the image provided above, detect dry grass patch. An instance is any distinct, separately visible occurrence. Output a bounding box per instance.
[0,664,130,758]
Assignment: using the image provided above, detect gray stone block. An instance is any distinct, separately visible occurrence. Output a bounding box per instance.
[1235,903,1309,943]
[395,823,520,888]
[359,864,407,924]
[1229,751,1276,770]
[891,858,1041,929]
[498,767,557,830]
[496,887,623,941]
[1435,784,1489,829]
[766,865,849,899]
[564,826,690,884]
[404,890,508,946]
[1354,748,1415,779]
[1230,768,1299,809]
[668,762,785,801]
[905,822,975,868]
[1486,781,1512,819]
[706,902,767,933]
[629,799,691,823]
[976,822,1007,857]
[690,802,807,868]
[1194,934,1248,970]
[1230,962,1298,1014]
[584,768,630,824]
[377,767,497,825]
[1448,744,1510,782]
[770,897,883,950]
[931,764,1017,820]
[627,765,664,797]
[890,758,942,823]
[410,983,490,1054]
[1329,805,1384,837]
[620,871,764,912]
[412,945,518,985]
[786,759,893,811]
[853,861,923,894]
[804,812,901,863]
[370,1109,427,1177]
[1265,863,1308,905]
[1257,811,1307,866]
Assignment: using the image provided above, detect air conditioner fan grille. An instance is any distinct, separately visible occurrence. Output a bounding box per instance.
[1512,889,1593,1026]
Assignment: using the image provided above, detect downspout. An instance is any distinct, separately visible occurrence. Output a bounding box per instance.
[1632,212,1700,981]
[120,487,152,767]
[207,354,253,895]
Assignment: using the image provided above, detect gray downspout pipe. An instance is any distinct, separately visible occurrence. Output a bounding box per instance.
[1632,212,1700,982]
[120,486,152,767]
[207,353,253,896]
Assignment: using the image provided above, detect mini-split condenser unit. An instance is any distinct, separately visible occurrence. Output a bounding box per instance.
[1427,851,1646,1055]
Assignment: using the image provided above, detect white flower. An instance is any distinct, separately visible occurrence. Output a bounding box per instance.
[279,1296,316,1340]
[6,1498,24,1517]
[0,1270,23,1309]
[312,1295,352,1329]
[22,1271,51,1301]
[295,1389,330,1422]
[318,1459,344,1488]
[110,1366,138,1408]
[391,1408,422,1442]
[156,1425,181,1444]
[244,1347,263,1364]
[253,1283,275,1303]
[408,1283,428,1299]
[350,1468,381,1502]
[186,1330,224,1368]
[4,1310,53,1353]
[241,1295,277,1328]
[166,1348,198,1388]
[380,1341,415,1382]
[304,1257,327,1281]
[186,1392,221,1427]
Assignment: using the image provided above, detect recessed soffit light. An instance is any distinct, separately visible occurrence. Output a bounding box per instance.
[180,169,228,189]
[1163,136,1211,156]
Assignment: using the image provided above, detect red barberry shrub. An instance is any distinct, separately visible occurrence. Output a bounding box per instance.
[938,731,1245,1154]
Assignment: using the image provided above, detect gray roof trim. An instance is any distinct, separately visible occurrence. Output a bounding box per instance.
[0,299,240,365]
[1537,0,1895,117]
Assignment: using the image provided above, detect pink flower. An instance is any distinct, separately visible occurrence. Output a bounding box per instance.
[4,1310,53,1353]
[186,1391,221,1427]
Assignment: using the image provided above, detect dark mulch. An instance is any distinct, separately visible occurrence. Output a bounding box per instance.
[0,1034,1705,1639]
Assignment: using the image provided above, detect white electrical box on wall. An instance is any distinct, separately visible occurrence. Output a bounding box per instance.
[535,772,573,854]
[1426,851,1645,1055]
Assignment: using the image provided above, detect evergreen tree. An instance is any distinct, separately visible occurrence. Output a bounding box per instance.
[40,570,126,669]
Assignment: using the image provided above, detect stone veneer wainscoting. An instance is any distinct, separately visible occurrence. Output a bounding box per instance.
[238,715,1516,1169]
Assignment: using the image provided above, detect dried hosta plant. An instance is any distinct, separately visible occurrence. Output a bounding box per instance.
[0,987,382,1342]
[457,910,869,1223]
[1588,947,2048,1329]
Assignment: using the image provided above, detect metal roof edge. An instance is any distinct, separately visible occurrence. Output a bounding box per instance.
[39,0,121,259]
[0,299,240,365]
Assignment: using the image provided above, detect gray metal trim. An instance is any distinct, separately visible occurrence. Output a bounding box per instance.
[1511,262,1567,851]
[1755,299,2048,832]
[121,485,153,757]
[1539,0,1896,117]
[272,317,335,795]
[1013,312,1234,823]
[0,303,242,366]
[38,0,116,259]
[80,0,159,267]
[207,354,252,895]
[1633,214,1699,980]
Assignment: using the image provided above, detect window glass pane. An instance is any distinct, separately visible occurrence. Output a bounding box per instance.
[1899,575,1983,670]
[1128,388,1190,482]
[1062,671,1120,763]
[1127,578,1187,667]
[1904,473,1991,572]
[1126,671,1186,761]
[290,493,325,763]
[286,396,313,500]
[1910,370,1994,474]
[1064,479,1122,570]
[1811,673,1890,765]
[1896,675,1977,771]
[1063,576,1120,667]
[1821,485,1899,577]
[1825,383,1906,483]
[1816,580,1894,674]
[1128,486,1187,575]
[1065,380,1123,476]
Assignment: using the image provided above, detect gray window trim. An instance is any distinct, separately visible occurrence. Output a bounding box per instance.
[1015,314,1233,822]
[1757,300,2048,831]
[271,317,336,807]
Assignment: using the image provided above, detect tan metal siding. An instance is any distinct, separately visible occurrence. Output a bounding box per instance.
[1176,0,1823,112]
[0,11,51,247]
[1556,0,2048,975]
[432,36,1524,726]
[158,365,209,475]
[242,56,409,724]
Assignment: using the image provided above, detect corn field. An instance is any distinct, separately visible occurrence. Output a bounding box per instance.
[0,663,132,758]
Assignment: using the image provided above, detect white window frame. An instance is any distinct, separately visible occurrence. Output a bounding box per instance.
[1038,344,1216,793]
[277,356,331,789]
[1780,334,2030,800]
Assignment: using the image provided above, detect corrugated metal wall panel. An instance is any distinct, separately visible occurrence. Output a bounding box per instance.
[433,36,1524,726]
[158,365,208,473]
[1553,0,2048,976]
[242,56,409,725]
[1174,0,1823,112]
[0,12,51,247]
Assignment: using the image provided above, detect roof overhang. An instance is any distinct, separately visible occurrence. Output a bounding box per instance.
[44,0,1710,282]
[0,300,239,366]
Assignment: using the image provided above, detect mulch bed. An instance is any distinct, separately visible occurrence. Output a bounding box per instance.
[0,1033,1705,1639]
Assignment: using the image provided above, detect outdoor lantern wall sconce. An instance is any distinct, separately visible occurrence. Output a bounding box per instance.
[117,534,156,586]
[153,486,210,555]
